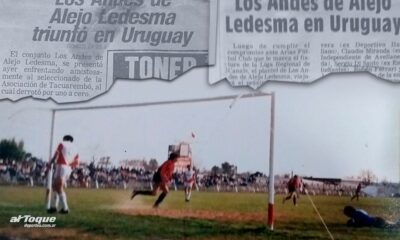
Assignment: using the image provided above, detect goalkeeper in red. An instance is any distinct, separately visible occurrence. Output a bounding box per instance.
[131,152,179,208]
[282,175,302,206]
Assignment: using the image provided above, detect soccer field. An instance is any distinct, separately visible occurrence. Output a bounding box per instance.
[0,186,399,239]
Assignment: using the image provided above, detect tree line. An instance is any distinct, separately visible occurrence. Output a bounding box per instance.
[0,138,39,163]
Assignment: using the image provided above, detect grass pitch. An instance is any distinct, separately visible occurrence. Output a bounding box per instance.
[0,186,399,239]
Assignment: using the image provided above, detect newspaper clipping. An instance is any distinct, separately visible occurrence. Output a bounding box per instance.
[0,0,216,102]
[210,0,400,89]
[1,1,400,240]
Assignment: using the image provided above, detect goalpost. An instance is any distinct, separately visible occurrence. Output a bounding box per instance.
[47,92,276,230]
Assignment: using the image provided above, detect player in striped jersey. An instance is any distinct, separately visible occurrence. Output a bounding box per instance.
[47,135,79,214]
[183,164,195,202]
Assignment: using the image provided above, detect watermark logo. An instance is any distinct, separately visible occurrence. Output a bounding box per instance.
[10,215,56,228]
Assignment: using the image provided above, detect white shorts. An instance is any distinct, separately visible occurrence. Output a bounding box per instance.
[54,164,71,183]
[184,181,194,188]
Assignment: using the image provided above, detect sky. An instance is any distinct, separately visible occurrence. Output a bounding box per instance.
[52,95,270,173]
[1,68,400,182]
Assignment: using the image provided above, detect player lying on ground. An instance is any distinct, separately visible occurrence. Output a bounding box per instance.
[282,175,302,206]
[47,135,79,214]
[131,152,179,208]
[183,164,196,202]
[344,205,400,228]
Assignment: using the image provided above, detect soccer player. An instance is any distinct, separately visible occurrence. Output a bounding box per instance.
[343,206,400,228]
[131,152,179,208]
[47,135,79,214]
[183,164,195,202]
[282,175,302,206]
[351,183,362,201]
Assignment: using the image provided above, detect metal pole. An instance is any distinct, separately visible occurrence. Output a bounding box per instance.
[267,92,275,230]
[48,110,56,161]
[45,110,56,210]
[51,93,271,112]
